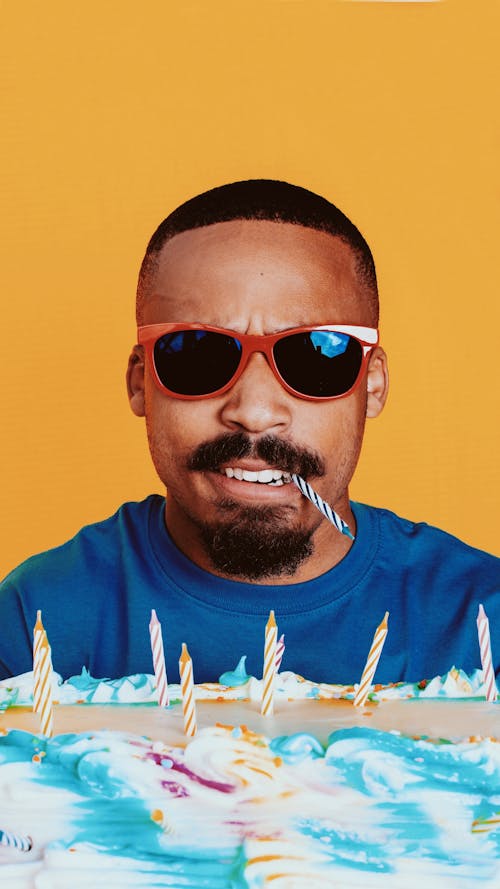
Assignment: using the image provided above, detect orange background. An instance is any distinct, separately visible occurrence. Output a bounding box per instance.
[1,0,499,578]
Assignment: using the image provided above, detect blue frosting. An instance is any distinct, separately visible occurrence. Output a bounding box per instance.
[218,656,250,688]
[270,732,325,763]
[66,668,153,702]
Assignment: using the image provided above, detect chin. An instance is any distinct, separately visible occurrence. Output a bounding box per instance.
[198,508,315,581]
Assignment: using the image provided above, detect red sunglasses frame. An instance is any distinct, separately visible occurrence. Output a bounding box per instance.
[137,322,379,401]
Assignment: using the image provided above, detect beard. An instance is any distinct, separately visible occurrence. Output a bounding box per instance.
[197,499,316,580]
[186,431,324,580]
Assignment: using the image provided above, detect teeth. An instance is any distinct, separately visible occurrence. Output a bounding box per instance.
[222,467,291,485]
[242,470,259,482]
[252,469,274,483]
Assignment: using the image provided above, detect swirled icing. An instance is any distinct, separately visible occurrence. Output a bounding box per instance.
[1,723,500,887]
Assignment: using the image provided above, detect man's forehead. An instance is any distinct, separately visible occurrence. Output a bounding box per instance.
[140,222,376,332]
[154,219,362,286]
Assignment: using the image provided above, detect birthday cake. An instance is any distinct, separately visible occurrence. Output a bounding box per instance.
[1,665,500,887]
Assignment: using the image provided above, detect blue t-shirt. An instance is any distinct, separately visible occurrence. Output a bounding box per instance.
[0,495,498,683]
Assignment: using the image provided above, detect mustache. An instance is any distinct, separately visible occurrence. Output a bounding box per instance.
[187,432,325,479]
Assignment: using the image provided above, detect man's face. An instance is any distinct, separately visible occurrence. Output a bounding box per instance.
[128,220,387,582]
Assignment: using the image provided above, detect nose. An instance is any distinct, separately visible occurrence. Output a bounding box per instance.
[219,351,293,434]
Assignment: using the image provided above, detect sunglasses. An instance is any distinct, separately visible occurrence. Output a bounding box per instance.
[137,323,379,401]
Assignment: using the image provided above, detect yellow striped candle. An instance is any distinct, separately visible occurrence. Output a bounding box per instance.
[179,643,197,737]
[353,612,389,707]
[32,610,44,712]
[472,811,500,835]
[149,609,169,707]
[261,610,278,716]
[33,630,54,737]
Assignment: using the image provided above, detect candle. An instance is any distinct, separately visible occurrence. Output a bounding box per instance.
[32,610,44,710]
[33,631,54,737]
[149,609,169,707]
[178,643,197,737]
[291,474,355,540]
[33,610,46,718]
[477,604,498,703]
[354,612,389,707]
[261,610,278,716]
[0,829,32,852]
[275,634,285,673]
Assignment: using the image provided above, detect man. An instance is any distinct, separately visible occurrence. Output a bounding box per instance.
[1,180,498,684]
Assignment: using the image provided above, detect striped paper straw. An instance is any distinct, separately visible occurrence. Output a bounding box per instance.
[33,631,54,737]
[275,634,285,672]
[0,829,32,852]
[179,643,197,737]
[149,609,169,707]
[261,610,278,716]
[477,604,498,703]
[32,610,44,711]
[353,612,389,707]
[291,474,355,540]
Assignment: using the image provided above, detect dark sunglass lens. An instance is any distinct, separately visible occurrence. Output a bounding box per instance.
[153,330,242,395]
[274,331,363,397]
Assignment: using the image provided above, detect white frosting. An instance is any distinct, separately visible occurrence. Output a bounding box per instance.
[1,723,500,887]
[0,665,491,709]
[1,665,499,887]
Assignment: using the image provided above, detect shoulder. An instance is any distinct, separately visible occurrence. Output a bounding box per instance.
[354,501,499,581]
[1,495,164,590]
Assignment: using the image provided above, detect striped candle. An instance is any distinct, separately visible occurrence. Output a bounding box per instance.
[261,610,278,716]
[353,612,389,707]
[291,474,355,540]
[178,643,197,737]
[472,811,500,835]
[149,609,169,707]
[477,604,498,703]
[275,634,285,673]
[0,829,32,852]
[33,631,54,737]
[32,610,44,711]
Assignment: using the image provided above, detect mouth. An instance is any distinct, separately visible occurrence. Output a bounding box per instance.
[219,467,293,487]
[204,463,299,505]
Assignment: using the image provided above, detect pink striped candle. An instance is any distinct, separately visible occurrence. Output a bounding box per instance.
[261,610,278,716]
[179,643,197,737]
[149,609,169,707]
[477,604,498,703]
[33,631,54,737]
[354,612,389,707]
[275,634,285,673]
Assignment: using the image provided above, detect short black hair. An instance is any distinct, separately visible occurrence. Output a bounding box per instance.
[137,179,378,323]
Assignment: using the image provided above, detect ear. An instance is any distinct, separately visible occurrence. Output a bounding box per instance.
[126,345,146,417]
[366,346,389,418]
